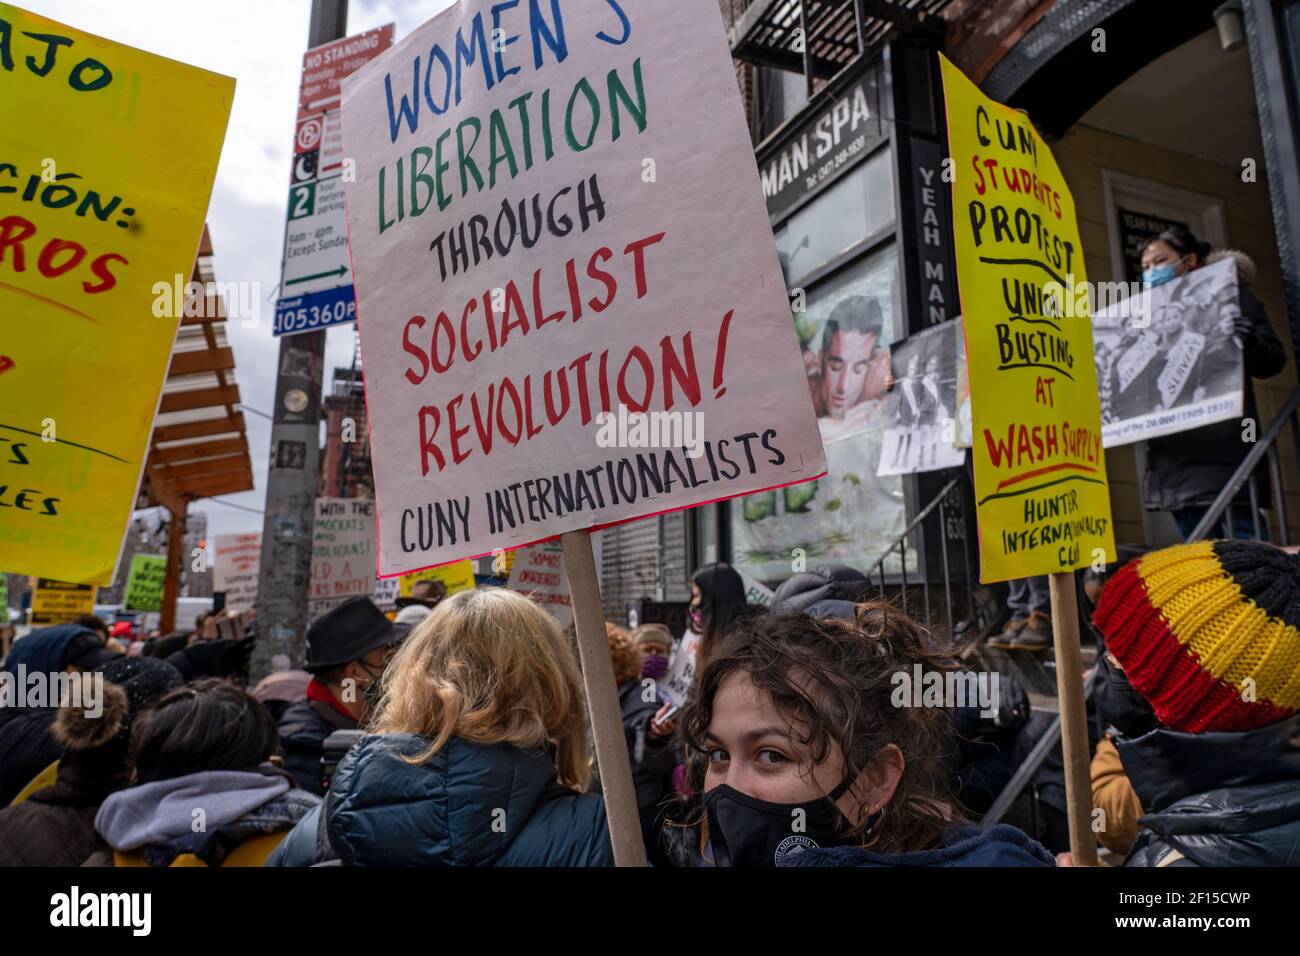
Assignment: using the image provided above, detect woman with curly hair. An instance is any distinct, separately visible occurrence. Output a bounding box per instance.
[679,605,1052,867]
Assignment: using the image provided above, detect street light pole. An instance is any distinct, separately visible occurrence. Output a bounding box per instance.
[251,0,348,680]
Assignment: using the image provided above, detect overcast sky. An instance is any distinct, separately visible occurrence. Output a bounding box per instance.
[21,0,457,540]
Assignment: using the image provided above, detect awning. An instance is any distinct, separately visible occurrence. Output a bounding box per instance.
[728,0,955,76]
[138,225,253,514]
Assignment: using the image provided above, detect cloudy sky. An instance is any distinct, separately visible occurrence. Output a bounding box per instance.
[21,0,457,539]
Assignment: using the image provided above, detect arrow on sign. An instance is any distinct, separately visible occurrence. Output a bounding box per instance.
[287,266,348,286]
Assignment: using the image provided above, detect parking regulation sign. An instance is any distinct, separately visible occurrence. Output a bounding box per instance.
[274,24,393,336]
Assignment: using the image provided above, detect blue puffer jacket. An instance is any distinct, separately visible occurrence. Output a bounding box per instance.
[268,733,614,867]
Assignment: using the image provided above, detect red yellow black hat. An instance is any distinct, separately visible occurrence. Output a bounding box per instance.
[1093,540,1300,734]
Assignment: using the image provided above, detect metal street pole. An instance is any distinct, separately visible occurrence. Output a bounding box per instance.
[251,0,348,680]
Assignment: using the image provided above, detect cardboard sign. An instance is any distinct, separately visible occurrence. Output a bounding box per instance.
[309,498,376,609]
[507,541,572,627]
[0,5,234,584]
[123,554,166,612]
[274,25,393,336]
[661,629,700,708]
[30,578,94,625]
[507,533,602,629]
[212,533,261,613]
[340,0,827,577]
[939,55,1114,582]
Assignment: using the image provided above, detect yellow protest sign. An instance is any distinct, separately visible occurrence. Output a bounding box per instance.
[0,5,234,585]
[30,578,94,624]
[939,55,1114,582]
[399,560,477,598]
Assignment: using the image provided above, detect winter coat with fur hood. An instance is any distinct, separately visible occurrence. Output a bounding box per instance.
[0,683,130,866]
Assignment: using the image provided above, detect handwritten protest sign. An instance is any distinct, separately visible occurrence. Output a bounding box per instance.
[339,0,827,576]
[507,534,602,629]
[0,5,234,585]
[939,56,1114,582]
[30,579,94,625]
[309,498,376,615]
[213,533,261,613]
[123,554,166,612]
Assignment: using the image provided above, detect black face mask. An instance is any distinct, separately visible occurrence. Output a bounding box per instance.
[703,779,858,867]
[1094,655,1158,739]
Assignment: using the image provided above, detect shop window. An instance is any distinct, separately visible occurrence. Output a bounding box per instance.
[730,243,913,584]
[758,66,810,141]
[775,148,895,289]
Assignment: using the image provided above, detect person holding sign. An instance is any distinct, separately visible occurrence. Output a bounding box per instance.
[678,608,1053,867]
[1137,228,1286,540]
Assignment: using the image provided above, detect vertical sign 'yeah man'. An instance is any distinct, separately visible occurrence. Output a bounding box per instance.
[341,0,826,576]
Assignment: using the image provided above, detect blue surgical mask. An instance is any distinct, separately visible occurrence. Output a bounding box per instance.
[1142,262,1180,288]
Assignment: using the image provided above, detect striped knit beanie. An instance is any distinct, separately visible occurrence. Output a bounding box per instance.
[1092,540,1300,733]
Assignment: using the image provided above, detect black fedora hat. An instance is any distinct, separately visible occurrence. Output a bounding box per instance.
[305,597,396,673]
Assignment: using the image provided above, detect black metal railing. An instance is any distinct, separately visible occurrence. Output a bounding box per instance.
[860,462,1008,647]
[1189,384,1300,544]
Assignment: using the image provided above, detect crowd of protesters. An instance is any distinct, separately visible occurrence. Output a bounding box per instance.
[1,526,1296,867]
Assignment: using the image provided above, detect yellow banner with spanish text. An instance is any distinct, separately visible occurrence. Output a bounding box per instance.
[939,55,1115,583]
[0,5,234,584]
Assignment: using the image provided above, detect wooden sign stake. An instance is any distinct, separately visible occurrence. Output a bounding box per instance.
[562,530,648,867]
[1048,571,1098,867]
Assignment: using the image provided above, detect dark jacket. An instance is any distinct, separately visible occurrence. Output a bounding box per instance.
[1118,714,1300,867]
[0,707,60,808]
[1143,251,1287,512]
[771,564,870,620]
[276,696,357,796]
[780,823,1054,867]
[268,733,614,867]
[0,757,117,865]
[618,680,677,811]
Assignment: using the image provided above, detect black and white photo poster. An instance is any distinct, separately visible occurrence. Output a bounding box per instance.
[878,320,966,476]
[1093,257,1243,447]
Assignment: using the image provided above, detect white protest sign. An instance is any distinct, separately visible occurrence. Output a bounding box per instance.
[340,0,827,576]
[213,533,261,613]
[309,498,376,614]
[373,577,400,609]
[662,629,701,708]
[740,571,775,608]
[507,533,603,629]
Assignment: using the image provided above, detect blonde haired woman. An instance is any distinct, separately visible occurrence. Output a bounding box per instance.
[269,589,613,866]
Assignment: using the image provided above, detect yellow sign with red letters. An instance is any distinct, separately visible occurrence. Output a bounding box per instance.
[0,5,233,584]
[939,55,1115,582]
